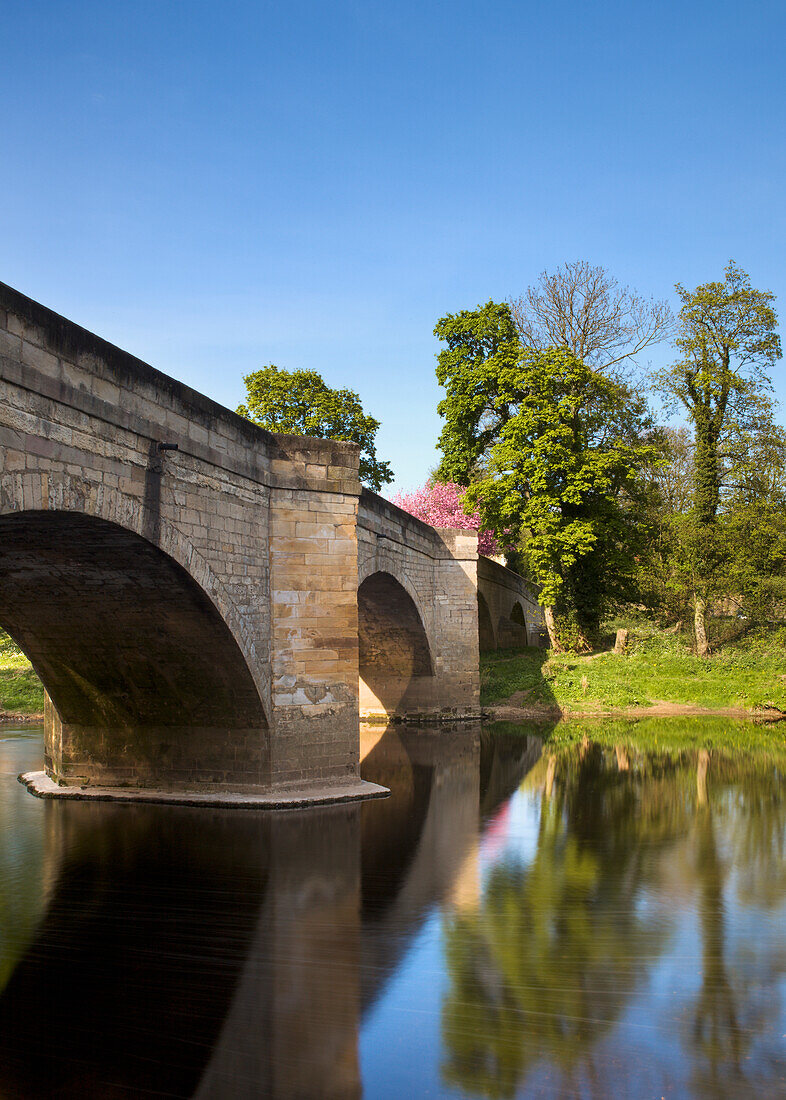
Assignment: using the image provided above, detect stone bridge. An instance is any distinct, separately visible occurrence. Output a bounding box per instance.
[0,282,544,804]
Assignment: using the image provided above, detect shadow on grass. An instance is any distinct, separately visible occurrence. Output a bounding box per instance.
[480,646,558,710]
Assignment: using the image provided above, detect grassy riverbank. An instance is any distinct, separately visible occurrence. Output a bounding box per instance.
[4,616,786,725]
[481,617,786,717]
[0,632,44,719]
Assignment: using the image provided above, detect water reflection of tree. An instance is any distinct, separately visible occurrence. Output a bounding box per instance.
[691,780,741,1090]
[441,736,786,1099]
[686,749,786,1099]
[441,742,672,1098]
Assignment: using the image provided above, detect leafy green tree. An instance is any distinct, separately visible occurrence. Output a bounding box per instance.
[434,301,521,484]
[237,365,393,490]
[714,411,786,623]
[654,262,781,654]
[435,303,661,649]
[638,409,786,631]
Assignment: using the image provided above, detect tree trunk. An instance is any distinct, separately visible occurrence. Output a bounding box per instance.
[545,755,556,800]
[694,594,710,657]
[543,606,561,651]
[697,748,709,808]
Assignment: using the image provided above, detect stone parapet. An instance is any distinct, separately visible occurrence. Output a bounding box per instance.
[0,281,360,496]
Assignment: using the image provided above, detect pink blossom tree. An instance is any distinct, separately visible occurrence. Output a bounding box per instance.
[390,480,501,556]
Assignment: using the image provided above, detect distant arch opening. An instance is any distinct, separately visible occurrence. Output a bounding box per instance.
[497,600,529,650]
[0,511,268,790]
[478,593,496,652]
[358,572,434,716]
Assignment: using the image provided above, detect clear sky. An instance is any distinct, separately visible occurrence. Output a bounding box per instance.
[2,0,784,493]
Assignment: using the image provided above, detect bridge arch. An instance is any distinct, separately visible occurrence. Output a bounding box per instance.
[357,548,433,633]
[358,570,435,717]
[0,503,270,790]
[478,592,496,651]
[0,471,269,700]
[497,600,529,650]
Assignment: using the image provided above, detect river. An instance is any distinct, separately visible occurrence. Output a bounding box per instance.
[0,722,784,1098]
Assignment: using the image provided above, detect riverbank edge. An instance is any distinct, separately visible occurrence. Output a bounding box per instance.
[0,710,43,725]
[483,699,786,723]
[5,704,784,727]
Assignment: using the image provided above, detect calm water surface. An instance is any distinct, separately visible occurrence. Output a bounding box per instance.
[0,722,784,1098]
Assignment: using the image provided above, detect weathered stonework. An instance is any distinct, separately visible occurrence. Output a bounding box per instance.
[0,281,544,799]
[355,494,546,720]
[0,282,364,798]
[477,555,548,651]
[357,492,481,719]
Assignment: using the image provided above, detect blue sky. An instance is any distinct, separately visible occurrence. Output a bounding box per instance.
[2,0,784,492]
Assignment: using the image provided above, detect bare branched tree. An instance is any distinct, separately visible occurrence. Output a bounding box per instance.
[509,260,674,371]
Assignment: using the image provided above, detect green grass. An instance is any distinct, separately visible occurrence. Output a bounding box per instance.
[4,615,786,719]
[481,617,786,713]
[0,631,44,715]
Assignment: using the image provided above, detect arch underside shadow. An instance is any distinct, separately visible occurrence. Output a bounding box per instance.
[0,511,269,791]
[358,571,435,717]
[478,592,496,651]
[498,600,529,649]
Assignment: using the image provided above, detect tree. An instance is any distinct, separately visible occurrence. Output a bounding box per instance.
[434,300,522,484]
[441,741,670,1099]
[237,365,393,490]
[654,426,695,516]
[509,260,673,372]
[654,262,782,654]
[716,412,786,624]
[636,406,786,631]
[435,303,661,649]
[391,480,501,556]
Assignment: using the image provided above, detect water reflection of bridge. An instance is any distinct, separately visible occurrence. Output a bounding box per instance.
[0,726,541,1098]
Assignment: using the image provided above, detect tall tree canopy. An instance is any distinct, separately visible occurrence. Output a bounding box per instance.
[435,302,660,649]
[237,365,393,490]
[509,261,673,372]
[653,261,782,654]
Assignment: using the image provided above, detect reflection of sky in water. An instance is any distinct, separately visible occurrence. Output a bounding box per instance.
[480,788,541,876]
[361,917,449,1098]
